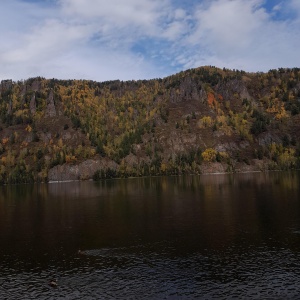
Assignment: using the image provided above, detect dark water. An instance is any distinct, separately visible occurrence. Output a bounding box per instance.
[1,171,300,299]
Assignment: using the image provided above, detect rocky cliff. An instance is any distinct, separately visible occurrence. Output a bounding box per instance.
[0,67,300,183]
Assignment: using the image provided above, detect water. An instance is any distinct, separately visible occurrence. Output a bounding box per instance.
[0,171,300,299]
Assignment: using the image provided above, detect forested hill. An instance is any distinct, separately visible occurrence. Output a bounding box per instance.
[1,66,300,184]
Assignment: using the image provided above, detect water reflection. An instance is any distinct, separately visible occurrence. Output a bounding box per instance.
[1,171,300,299]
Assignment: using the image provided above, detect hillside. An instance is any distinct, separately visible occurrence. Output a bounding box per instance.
[0,66,300,184]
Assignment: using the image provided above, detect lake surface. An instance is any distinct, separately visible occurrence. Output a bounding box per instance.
[0,171,300,299]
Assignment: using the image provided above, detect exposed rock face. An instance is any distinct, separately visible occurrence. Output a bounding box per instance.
[7,100,12,115]
[46,90,56,117]
[40,132,52,143]
[200,162,227,173]
[61,131,72,140]
[20,85,27,97]
[200,160,265,174]
[30,93,36,115]
[170,76,207,103]
[0,80,12,93]
[165,131,201,153]
[217,79,252,101]
[258,132,281,146]
[215,142,239,152]
[123,153,139,165]
[48,159,118,181]
[31,80,41,92]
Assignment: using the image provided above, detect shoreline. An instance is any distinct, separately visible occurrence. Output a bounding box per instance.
[47,168,299,184]
[2,168,299,186]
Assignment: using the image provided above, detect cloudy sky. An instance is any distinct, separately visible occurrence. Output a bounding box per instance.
[1,0,300,81]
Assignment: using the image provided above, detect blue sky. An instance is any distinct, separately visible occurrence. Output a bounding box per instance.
[1,0,300,81]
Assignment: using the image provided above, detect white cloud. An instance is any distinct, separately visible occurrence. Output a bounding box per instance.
[290,0,300,12]
[191,0,266,51]
[180,0,300,71]
[43,47,161,81]
[59,0,171,37]
[0,0,175,81]
[272,3,282,12]
[162,20,188,41]
[0,0,300,81]
[2,20,91,63]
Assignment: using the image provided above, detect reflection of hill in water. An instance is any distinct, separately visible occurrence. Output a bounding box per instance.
[44,171,300,199]
[1,172,300,299]
[0,171,300,260]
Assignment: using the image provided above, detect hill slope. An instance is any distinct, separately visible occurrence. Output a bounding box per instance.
[0,66,300,183]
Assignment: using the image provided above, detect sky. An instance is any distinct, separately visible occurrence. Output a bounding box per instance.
[0,0,300,81]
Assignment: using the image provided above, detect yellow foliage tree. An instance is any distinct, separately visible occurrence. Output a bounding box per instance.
[199,116,213,128]
[202,148,217,162]
[278,148,296,168]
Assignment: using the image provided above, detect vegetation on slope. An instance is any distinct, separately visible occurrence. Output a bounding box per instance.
[0,66,300,183]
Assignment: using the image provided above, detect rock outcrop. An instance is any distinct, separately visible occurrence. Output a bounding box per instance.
[48,159,118,182]
[30,93,37,115]
[46,90,56,117]
[170,76,207,103]
[0,80,12,94]
[217,79,252,101]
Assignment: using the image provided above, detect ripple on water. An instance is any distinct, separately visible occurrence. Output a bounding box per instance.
[1,244,300,299]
